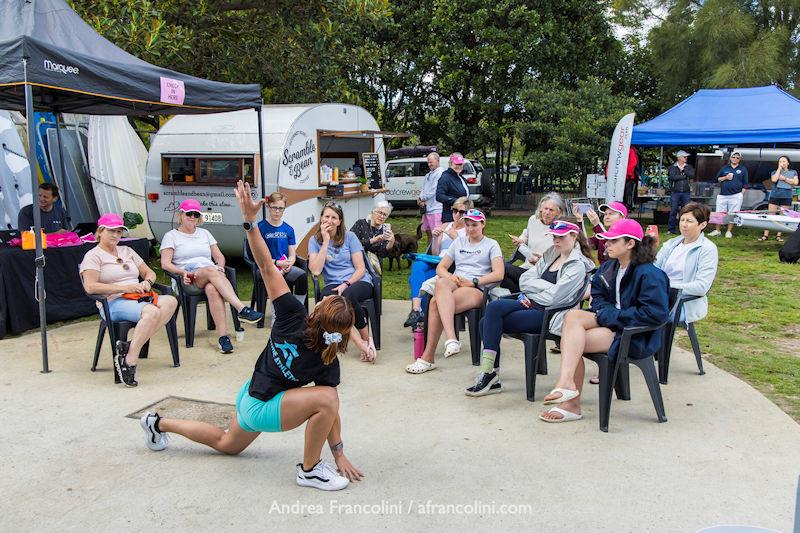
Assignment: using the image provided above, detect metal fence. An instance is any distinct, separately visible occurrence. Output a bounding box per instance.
[492,169,584,211]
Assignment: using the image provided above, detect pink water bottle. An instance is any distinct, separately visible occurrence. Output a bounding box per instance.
[413,324,424,359]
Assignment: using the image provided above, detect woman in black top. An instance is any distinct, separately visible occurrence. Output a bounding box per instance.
[136,181,364,492]
[350,200,395,259]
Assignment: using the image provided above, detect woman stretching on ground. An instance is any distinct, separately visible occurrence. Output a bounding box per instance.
[138,181,364,491]
[539,219,669,423]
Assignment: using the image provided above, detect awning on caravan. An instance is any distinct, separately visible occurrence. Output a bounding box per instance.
[631,85,800,146]
[318,130,412,139]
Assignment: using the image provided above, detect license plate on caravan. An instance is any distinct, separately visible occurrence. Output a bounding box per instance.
[202,212,223,223]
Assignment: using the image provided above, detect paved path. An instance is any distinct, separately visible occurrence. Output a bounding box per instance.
[1,300,798,532]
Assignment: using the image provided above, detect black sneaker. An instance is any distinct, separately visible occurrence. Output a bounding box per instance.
[218,335,234,354]
[238,306,264,324]
[114,340,138,387]
[465,371,502,397]
[403,309,424,328]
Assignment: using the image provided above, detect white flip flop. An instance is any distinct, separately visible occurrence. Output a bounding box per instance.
[539,406,583,423]
[443,339,461,358]
[406,359,436,374]
[542,387,580,405]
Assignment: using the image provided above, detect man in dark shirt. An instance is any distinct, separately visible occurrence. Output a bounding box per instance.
[667,150,695,234]
[17,182,70,233]
[710,151,748,238]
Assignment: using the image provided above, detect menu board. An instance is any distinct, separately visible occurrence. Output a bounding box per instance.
[362,152,382,189]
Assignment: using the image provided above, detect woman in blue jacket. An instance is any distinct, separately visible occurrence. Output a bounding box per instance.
[436,153,471,223]
[655,202,718,324]
[539,219,670,423]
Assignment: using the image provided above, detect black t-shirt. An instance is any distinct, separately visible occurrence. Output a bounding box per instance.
[248,293,340,401]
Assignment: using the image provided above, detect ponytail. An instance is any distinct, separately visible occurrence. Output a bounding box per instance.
[630,235,657,265]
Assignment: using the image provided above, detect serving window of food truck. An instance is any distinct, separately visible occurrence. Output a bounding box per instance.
[161,155,257,186]
[317,130,410,188]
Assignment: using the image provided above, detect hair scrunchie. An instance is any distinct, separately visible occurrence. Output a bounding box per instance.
[323,331,342,345]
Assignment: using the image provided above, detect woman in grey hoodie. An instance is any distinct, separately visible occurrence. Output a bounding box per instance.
[466,221,595,396]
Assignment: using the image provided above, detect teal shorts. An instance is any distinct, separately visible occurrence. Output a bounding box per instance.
[235,380,285,433]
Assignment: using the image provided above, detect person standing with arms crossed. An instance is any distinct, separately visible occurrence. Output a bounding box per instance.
[667,150,694,235]
[418,152,444,245]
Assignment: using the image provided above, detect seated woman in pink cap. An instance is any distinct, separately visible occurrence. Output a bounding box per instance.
[539,219,670,423]
[573,201,627,265]
[160,199,263,354]
[465,221,595,396]
[405,209,504,374]
[80,213,178,387]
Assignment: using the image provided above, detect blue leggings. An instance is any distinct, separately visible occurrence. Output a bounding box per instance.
[480,298,545,368]
[408,260,437,298]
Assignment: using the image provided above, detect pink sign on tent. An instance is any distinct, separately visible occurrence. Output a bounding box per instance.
[160,77,185,105]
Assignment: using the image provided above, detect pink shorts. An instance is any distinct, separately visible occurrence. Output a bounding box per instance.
[421,213,442,231]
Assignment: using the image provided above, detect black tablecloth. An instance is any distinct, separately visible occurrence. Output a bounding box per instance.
[0,239,150,338]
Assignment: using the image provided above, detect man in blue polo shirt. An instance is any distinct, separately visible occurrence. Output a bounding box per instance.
[710,151,748,238]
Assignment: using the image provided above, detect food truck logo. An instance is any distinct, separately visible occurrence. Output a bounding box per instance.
[282,131,316,183]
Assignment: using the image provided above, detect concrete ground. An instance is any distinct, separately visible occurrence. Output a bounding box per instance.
[1,300,798,532]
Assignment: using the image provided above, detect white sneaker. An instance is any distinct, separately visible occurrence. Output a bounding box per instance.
[708,230,721,237]
[296,461,349,491]
[725,231,733,238]
[140,412,169,451]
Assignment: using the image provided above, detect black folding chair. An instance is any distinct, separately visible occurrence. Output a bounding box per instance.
[658,291,706,383]
[165,266,242,348]
[503,275,592,401]
[243,239,309,328]
[312,256,382,349]
[583,288,680,432]
[82,279,180,383]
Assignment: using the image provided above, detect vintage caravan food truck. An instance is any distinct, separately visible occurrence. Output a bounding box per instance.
[144,104,393,256]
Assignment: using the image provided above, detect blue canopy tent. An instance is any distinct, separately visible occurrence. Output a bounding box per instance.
[632,85,800,146]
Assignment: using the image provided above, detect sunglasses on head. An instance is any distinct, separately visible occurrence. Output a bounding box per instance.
[324,202,342,210]
[185,211,202,218]
[452,208,467,215]
[115,257,131,271]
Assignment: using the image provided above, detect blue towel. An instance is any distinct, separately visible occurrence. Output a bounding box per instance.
[404,253,441,265]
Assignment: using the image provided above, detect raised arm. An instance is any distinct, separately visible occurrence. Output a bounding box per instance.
[234,181,289,301]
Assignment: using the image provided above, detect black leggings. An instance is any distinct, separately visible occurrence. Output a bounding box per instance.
[500,262,526,293]
[320,280,373,330]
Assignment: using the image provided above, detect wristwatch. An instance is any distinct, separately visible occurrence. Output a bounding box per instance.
[344,281,351,287]
[472,277,479,288]
[242,221,257,231]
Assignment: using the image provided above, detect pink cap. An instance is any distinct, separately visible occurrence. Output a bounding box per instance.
[546,220,580,236]
[599,201,628,218]
[450,154,465,165]
[462,208,485,222]
[596,219,643,241]
[97,213,128,230]
[179,199,202,213]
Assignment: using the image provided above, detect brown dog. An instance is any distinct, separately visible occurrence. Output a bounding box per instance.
[386,224,421,272]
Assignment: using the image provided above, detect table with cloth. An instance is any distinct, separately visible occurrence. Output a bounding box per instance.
[0,239,150,338]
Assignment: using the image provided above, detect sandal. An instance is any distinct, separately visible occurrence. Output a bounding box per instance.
[589,375,600,385]
[539,406,583,423]
[543,387,580,405]
[758,235,768,241]
[776,236,784,243]
[406,358,436,374]
[443,339,461,358]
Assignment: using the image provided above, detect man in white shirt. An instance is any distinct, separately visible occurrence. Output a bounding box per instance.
[418,152,444,244]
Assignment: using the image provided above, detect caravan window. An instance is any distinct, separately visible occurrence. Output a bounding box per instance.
[162,155,256,186]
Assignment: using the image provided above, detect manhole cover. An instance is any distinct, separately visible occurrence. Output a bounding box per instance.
[127,396,234,428]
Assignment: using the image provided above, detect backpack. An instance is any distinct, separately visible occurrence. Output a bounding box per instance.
[778,230,800,263]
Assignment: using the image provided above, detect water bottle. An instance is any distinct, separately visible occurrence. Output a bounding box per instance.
[413,323,424,359]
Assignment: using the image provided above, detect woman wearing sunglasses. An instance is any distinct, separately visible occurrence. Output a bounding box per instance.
[137,181,363,492]
[161,199,263,354]
[466,221,595,396]
[403,196,472,327]
[539,219,669,423]
[406,209,504,374]
[80,213,178,387]
[309,202,377,362]
[257,192,307,305]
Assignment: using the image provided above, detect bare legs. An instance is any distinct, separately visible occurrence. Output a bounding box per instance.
[419,279,483,363]
[762,203,782,240]
[193,267,245,312]
[540,310,615,420]
[127,295,178,365]
[158,386,339,469]
[204,283,228,337]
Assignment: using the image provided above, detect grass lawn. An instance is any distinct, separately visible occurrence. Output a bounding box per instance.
[146,214,800,421]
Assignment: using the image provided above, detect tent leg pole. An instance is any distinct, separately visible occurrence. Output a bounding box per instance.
[257,106,266,219]
[54,113,70,225]
[23,60,49,373]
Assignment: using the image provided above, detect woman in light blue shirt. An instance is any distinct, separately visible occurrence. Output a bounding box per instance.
[655,202,718,324]
[308,202,376,363]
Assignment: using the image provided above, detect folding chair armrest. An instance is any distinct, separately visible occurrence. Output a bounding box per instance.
[152,282,173,296]
[312,275,322,302]
[680,294,702,304]
[164,270,181,282]
[223,266,238,289]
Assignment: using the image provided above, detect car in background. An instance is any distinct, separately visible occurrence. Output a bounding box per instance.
[385,156,491,211]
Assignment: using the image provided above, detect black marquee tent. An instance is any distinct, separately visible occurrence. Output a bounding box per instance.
[0,0,264,372]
